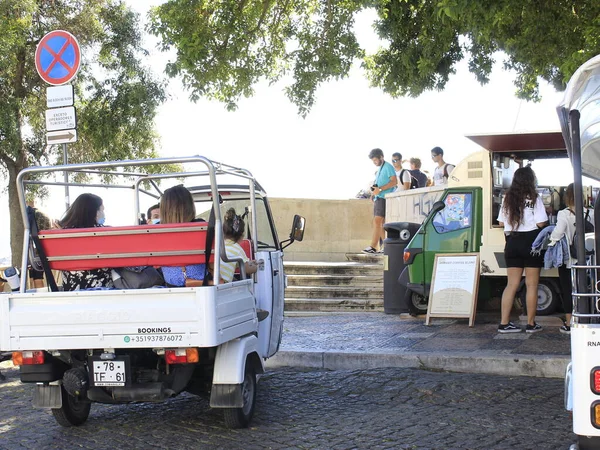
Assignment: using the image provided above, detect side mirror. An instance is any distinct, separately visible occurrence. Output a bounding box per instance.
[281,215,306,250]
[291,215,305,242]
[431,200,446,214]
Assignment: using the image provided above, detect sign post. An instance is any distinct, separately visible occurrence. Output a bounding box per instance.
[35,30,81,210]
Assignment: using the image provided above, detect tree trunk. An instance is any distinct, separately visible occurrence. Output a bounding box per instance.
[8,168,25,268]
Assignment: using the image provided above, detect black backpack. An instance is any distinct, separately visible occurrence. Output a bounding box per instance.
[400,169,419,190]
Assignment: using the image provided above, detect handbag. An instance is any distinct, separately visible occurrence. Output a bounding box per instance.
[112,266,164,289]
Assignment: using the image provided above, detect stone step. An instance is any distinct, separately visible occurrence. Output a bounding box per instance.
[284,298,383,312]
[284,262,383,276]
[286,274,383,287]
[345,253,385,264]
[285,285,383,299]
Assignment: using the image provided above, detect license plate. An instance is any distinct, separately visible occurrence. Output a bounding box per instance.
[92,360,126,386]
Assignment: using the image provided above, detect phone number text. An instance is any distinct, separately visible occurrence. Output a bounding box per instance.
[130,334,183,343]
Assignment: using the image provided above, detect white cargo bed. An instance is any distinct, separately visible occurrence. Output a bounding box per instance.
[0,282,258,351]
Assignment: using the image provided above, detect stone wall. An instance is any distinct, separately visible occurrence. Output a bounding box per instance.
[269,198,374,262]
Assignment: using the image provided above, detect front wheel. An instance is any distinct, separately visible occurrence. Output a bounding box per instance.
[51,384,91,427]
[408,293,428,316]
[577,435,600,450]
[223,364,257,429]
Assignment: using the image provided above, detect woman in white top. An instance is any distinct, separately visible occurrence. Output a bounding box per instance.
[549,183,577,334]
[496,166,548,334]
[220,208,258,283]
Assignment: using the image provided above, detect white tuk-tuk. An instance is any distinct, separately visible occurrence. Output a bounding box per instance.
[559,54,600,449]
[0,156,305,429]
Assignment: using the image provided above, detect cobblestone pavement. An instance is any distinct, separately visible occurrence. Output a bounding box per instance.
[280,313,570,356]
[0,365,574,450]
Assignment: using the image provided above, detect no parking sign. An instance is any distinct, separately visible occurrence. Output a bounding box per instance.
[35,30,81,85]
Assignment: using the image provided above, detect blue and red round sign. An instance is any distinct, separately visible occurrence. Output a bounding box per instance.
[35,30,81,86]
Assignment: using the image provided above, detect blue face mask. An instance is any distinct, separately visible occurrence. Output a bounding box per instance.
[151,218,160,224]
[97,217,106,226]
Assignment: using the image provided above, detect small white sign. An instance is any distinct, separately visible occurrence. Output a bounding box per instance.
[46,85,74,108]
[426,253,480,327]
[45,106,76,131]
[46,129,77,145]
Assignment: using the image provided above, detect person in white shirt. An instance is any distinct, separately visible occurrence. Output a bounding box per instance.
[431,147,455,186]
[220,208,258,283]
[497,166,548,334]
[392,152,411,191]
[549,183,577,334]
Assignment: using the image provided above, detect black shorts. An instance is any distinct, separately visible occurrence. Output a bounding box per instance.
[504,229,543,268]
[373,197,386,218]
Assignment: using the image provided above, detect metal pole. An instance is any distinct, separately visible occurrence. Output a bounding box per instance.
[63,143,69,210]
[569,109,590,319]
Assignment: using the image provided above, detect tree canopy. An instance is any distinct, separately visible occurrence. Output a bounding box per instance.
[0,0,166,264]
[149,0,600,115]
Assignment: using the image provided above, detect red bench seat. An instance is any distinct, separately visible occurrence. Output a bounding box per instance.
[39,223,213,271]
[38,223,253,272]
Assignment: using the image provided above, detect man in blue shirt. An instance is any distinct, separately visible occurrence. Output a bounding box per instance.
[363,148,397,253]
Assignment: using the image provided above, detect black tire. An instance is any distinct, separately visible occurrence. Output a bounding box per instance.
[577,435,600,449]
[520,279,560,316]
[408,293,428,316]
[51,384,91,427]
[223,363,257,429]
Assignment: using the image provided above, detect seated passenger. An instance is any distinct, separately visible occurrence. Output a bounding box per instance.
[220,208,258,283]
[159,185,210,287]
[146,203,160,224]
[59,193,113,291]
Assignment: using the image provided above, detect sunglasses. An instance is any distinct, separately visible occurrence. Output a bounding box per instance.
[392,159,400,163]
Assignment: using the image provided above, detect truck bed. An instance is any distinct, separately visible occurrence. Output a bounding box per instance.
[0,283,258,351]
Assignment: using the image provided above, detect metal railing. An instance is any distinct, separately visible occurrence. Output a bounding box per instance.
[572,257,600,322]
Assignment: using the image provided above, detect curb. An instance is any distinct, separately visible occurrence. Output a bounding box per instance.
[266,350,569,379]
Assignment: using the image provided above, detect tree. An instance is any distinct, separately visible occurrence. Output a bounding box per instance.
[0,0,166,266]
[148,0,600,115]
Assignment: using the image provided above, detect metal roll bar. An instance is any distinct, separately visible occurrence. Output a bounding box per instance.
[15,155,257,292]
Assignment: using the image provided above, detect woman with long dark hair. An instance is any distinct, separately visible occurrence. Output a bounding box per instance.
[59,193,112,291]
[497,166,548,333]
[159,185,209,287]
[549,183,577,334]
[220,207,258,283]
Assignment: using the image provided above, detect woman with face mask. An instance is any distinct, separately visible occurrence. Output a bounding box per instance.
[58,193,113,291]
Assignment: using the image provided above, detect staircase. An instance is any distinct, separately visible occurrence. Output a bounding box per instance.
[284,253,384,312]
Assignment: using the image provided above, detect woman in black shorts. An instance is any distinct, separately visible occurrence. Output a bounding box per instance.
[497,166,548,333]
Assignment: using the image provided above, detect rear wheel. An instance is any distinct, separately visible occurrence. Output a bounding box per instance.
[520,279,560,316]
[408,293,428,316]
[51,384,91,427]
[223,363,257,429]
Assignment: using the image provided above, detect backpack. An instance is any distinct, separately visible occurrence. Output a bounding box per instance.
[568,208,594,259]
[443,164,454,181]
[400,169,419,190]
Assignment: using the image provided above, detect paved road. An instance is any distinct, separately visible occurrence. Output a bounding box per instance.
[0,366,574,449]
